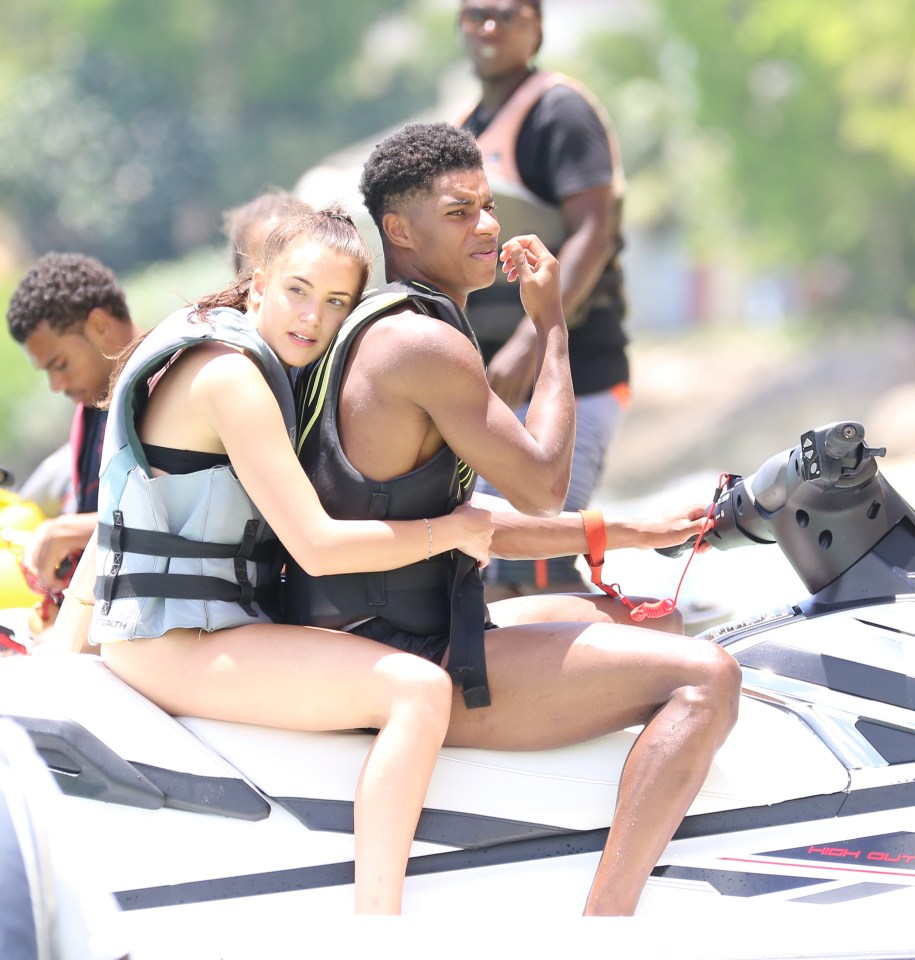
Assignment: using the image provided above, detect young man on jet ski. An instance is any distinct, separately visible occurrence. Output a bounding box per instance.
[5,254,145,632]
[285,121,742,916]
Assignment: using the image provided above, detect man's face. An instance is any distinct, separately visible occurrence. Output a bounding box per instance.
[459,1,541,80]
[396,167,501,304]
[24,319,115,408]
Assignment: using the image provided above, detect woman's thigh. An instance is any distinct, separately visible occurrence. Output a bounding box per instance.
[101,623,447,731]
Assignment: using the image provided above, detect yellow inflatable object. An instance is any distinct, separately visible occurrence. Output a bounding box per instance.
[0,489,47,608]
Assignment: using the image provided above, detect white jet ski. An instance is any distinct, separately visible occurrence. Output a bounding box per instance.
[0,420,913,959]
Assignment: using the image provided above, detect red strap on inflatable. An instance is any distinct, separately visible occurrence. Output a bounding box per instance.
[0,627,27,655]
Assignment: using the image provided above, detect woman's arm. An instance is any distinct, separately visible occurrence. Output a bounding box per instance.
[196,351,492,575]
[39,529,98,655]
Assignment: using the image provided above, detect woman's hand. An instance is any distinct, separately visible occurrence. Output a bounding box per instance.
[440,503,493,567]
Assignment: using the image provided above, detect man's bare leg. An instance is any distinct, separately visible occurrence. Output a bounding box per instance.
[490,592,686,634]
[483,578,588,605]
[443,620,741,915]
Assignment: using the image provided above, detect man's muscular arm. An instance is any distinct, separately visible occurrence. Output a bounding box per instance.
[393,237,574,517]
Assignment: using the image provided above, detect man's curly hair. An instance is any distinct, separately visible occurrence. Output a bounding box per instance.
[6,252,130,344]
[359,122,483,229]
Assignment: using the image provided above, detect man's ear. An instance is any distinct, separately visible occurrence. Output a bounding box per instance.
[83,307,114,348]
[382,211,414,250]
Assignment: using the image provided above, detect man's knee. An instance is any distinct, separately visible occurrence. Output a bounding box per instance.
[690,641,742,724]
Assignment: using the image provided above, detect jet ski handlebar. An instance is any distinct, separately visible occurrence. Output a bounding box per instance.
[659,422,914,599]
[707,421,887,552]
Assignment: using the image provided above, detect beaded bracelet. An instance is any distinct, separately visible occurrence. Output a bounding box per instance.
[424,518,433,560]
[62,588,95,608]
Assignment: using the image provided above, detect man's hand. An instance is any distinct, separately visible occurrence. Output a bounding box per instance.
[622,505,714,553]
[490,234,568,409]
[500,234,563,328]
[21,513,96,592]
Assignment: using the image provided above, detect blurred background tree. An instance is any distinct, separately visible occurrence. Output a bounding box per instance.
[573,0,915,318]
[0,0,444,481]
[0,0,430,271]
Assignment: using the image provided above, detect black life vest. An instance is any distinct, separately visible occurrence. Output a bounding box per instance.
[283,282,490,707]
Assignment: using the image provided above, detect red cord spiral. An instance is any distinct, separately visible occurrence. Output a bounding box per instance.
[630,597,676,622]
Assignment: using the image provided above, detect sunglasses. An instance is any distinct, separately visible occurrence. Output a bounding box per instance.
[459,6,535,29]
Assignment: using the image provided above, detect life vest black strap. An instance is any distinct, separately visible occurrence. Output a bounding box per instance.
[99,511,125,613]
[446,551,490,709]
[97,572,275,614]
[366,492,390,608]
[233,519,261,616]
[97,522,277,563]
[98,513,276,617]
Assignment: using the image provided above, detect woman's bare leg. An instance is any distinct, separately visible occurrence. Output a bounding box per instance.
[443,620,741,915]
[101,624,453,914]
[349,651,452,912]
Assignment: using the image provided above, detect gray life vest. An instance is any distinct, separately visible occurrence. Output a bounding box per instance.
[456,70,626,339]
[284,282,491,708]
[91,306,295,643]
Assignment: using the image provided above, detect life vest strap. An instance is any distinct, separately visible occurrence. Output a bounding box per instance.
[446,551,490,709]
[97,572,275,613]
[97,522,277,563]
[98,513,275,617]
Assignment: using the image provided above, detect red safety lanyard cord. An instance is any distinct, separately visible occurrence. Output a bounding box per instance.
[579,474,729,622]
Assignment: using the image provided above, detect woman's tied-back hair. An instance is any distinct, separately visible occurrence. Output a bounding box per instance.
[358,122,483,229]
[196,204,374,317]
[6,252,130,344]
[104,205,372,405]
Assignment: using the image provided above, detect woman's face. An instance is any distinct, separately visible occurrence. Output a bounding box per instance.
[250,239,363,369]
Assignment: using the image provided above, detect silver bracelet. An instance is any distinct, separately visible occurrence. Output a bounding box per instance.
[424,518,433,559]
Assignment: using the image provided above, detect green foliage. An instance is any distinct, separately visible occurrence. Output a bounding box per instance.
[0,48,214,271]
[564,1,915,318]
[0,0,422,272]
[0,0,457,481]
[649,0,915,316]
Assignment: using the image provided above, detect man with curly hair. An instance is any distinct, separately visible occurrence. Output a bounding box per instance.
[6,253,144,613]
[285,121,740,916]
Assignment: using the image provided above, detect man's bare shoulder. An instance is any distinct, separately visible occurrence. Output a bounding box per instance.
[359,306,483,369]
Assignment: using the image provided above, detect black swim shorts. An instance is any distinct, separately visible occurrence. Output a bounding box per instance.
[347,617,499,666]
[348,617,451,665]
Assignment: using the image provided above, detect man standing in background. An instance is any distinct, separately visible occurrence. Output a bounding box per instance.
[456,0,630,600]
